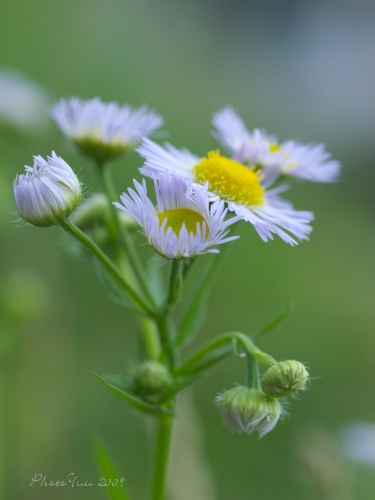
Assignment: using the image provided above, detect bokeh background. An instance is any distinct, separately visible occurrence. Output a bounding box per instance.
[1,0,375,499]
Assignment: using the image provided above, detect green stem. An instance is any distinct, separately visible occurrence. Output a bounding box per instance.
[156,312,174,369]
[151,414,174,500]
[245,352,253,388]
[60,220,154,316]
[157,260,184,367]
[166,260,183,306]
[140,317,162,361]
[175,332,277,376]
[98,163,157,308]
[251,358,260,390]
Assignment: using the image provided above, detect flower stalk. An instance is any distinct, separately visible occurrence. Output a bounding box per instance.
[97,161,157,309]
[152,413,175,500]
[59,219,155,316]
[175,332,277,377]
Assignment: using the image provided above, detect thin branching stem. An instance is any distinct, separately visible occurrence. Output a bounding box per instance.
[60,219,155,316]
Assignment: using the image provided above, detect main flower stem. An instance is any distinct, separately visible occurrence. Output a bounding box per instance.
[140,317,162,361]
[150,260,184,498]
[60,219,154,316]
[152,413,174,500]
[98,163,157,308]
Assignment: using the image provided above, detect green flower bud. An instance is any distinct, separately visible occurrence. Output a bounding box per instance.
[215,386,281,437]
[261,360,309,398]
[72,193,137,231]
[133,361,173,404]
[71,193,110,228]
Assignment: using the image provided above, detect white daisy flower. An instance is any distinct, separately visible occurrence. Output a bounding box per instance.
[14,152,81,227]
[51,97,163,164]
[212,107,341,183]
[137,139,313,246]
[113,173,239,260]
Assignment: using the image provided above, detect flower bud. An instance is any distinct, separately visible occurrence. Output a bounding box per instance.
[14,152,81,227]
[261,360,309,398]
[133,361,173,404]
[71,193,110,228]
[72,193,137,231]
[215,386,281,437]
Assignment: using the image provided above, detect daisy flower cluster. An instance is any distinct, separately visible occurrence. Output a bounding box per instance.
[136,139,313,247]
[13,98,341,260]
[12,97,338,453]
[124,106,340,252]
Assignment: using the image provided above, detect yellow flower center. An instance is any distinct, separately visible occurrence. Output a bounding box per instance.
[269,143,281,153]
[193,151,264,207]
[158,208,207,236]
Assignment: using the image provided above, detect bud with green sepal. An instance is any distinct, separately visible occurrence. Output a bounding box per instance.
[261,360,309,398]
[132,361,174,404]
[215,386,282,437]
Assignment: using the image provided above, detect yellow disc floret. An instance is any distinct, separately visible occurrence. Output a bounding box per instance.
[158,208,207,235]
[193,151,264,207]
[269,143,281,153]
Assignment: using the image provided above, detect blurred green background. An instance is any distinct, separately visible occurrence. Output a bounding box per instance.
[1,0,375,499]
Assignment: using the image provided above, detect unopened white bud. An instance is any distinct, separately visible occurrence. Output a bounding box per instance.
[14,152,81,227]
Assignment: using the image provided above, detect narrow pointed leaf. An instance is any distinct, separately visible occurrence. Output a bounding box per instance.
[255,301,295,339]
[146,259,165,307]
[92,371,172,415]
[94,437,131,500]
[93,258,132,309]
[100,374,129,390]
[177,345,233,377]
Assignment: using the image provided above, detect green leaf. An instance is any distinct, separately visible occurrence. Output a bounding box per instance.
[146,259,165,307]
[99,374,129,390]
[179,345,233,376]
[92,371,172,415]
[93,258,138,312]
[176,255,223,346]
[94,437,131,500]
[165,375,200,396]
[255,301,295,339]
